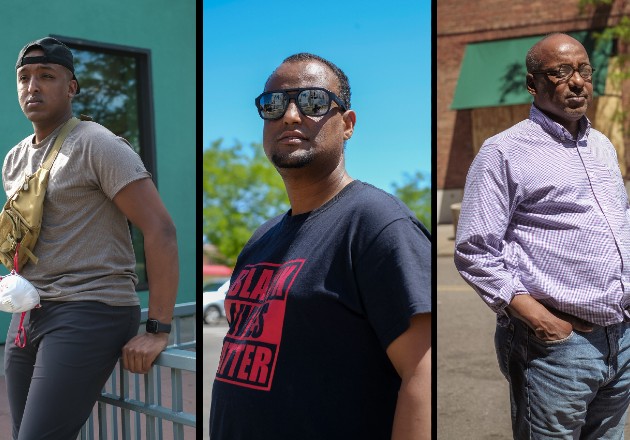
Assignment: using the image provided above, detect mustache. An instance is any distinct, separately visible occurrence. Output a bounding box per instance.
[565,93,588,99]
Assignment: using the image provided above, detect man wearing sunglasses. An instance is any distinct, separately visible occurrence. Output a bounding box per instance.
[455,33,630,438]
[210,53,431,439]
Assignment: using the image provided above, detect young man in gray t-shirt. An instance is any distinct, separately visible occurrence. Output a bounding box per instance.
[4,36,179,439]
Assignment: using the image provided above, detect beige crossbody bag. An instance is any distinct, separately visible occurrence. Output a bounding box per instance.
[0,117,80,272]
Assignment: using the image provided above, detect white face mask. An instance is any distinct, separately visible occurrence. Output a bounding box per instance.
[0,272,40,313]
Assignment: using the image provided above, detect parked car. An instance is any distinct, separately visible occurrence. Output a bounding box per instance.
[202,279,229,325]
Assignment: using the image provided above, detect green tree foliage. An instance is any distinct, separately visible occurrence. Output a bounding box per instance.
[203,139,289,266]
[578,0,630,140]
[579,1,630,76]
[580,0,615,7]
[392,171,432,233]
[71,50,140,151]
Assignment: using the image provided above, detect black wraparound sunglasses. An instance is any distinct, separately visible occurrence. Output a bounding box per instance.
[255,87,347,120]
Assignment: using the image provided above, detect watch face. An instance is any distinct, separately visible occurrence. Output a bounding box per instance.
[146,319,158,333]
[146,319,171,334]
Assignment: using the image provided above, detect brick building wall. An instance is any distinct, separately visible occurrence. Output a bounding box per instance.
[436,0,628,223]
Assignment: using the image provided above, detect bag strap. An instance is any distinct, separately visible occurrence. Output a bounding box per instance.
[14,242,26,347]
[41,117,80,171]
[12,117,81,350]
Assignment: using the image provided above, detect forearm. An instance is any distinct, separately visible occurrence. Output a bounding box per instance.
[143,222,179,323]
[113,178,180,373]
[391,348,431,440]
[506,293,547,327]
[387,314,432,440]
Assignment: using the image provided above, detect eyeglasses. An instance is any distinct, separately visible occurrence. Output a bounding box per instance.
[530,64,595,81]
[255,87,347,120]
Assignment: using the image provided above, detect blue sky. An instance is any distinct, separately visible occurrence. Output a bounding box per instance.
[203,0,431,194]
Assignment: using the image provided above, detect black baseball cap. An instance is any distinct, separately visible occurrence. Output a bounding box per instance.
[16,37,80,94]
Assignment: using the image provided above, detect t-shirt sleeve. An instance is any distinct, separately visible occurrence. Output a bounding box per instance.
[87,132,151,200]
[355,217,432,350]
[2,143,27,199]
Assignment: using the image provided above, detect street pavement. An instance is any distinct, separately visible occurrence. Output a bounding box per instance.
[436,223,511,439]
[203,320,228,439]
[437,223,630,439]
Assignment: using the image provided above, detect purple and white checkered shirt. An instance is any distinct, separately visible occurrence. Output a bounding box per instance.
[455,105,630,326]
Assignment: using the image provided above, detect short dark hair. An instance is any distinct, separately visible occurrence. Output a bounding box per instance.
[525,46,543,73]
[272,53,351,109]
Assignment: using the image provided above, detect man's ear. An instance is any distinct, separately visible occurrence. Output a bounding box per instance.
[526,73,536,96]
[68,78,78,98]
[342,110,356,140]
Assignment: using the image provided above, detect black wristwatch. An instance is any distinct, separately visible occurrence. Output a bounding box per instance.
[146,318,171,334]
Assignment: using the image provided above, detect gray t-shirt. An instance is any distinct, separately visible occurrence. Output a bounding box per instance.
[2,119,151,306]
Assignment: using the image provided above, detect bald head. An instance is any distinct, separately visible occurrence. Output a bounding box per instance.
[526,33,587,73]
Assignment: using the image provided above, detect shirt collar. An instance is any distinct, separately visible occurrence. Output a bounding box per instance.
[529,104,591,143]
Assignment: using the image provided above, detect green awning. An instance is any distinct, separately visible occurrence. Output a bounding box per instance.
[451,32,612,110]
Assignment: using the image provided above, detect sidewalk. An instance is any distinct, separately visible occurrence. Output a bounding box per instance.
[436,223,456,257]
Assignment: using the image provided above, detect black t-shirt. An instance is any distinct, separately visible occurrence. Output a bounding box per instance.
[210,180,431,439]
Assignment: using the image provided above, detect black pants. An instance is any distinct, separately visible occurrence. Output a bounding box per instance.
[4,300,140,440]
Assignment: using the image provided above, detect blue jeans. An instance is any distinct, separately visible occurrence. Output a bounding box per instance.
[495,317,630,439]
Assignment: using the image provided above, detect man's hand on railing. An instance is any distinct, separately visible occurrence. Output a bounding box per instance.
[121,332,169,374]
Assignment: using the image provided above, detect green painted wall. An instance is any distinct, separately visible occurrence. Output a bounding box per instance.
[0,2,196,341]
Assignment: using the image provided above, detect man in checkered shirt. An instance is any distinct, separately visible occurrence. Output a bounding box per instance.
[455,33,630,439]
